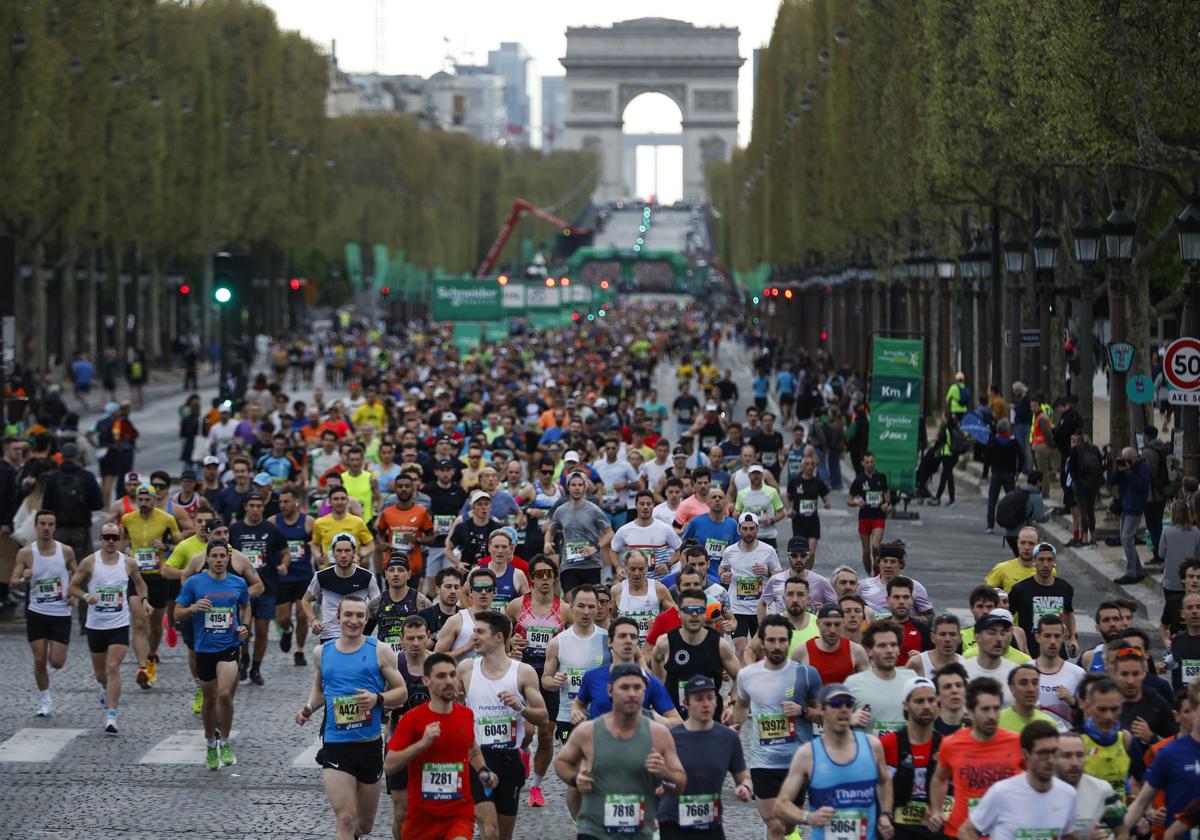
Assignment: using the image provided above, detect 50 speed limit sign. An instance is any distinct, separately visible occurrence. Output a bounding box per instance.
[1165,337,1200,392]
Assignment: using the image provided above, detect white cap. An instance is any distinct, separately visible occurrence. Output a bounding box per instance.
[594,397,609,408]
[441,412,457,422]
[564,450,580,463]
[705,402,718,411]
[747,464,765,474]
[738,511,760,526]
[545,378,556,388]
[470,490,491,505]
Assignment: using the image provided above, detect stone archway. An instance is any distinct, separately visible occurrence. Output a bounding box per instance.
[561,18,743,203]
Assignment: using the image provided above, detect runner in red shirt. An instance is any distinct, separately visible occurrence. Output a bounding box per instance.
[879,677,948,836]
[384,652,498,840]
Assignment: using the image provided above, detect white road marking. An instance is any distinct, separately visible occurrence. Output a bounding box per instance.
[291,739,321,767]
[139,729,239,764]
[0,728,86,763]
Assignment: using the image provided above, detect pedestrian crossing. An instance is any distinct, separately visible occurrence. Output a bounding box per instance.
[0,728,86,762]
[138,729,240,764]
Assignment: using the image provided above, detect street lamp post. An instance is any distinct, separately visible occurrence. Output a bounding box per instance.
[1175,191,1200,478]
[1071,199,1103,438]
[937,256,955,415]
[1003,228,1029,391]
[1103,196,1137,454]
[970,231,993,395]
[958,241,976,387]
[1030,220,1061,395]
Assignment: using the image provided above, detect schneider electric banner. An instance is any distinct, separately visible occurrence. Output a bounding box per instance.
[868,337,924,494]
[432,280,501,321]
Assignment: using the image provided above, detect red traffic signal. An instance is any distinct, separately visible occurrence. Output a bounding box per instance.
[571,311,581,321]
[380,286,391,297]
[600,279,610,290]
[289,278,301,291]
[497,274,509,286]
[820,330,829,341]
[178,284,191,296]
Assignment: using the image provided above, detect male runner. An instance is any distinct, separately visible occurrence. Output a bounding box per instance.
[680,486,739,577]
[302,533,380,641]
[122,482,181,687]
[374,472,434,577]
[384,615,432,840]
[651,588,742,719]
[751,575,819,660]
[506,554,572,808]
[11,510,77,716]
[612,490,682,579]
[384,652,497,840]
[610,549,674,646]
[297,594,408,840]
[733,464,786,547]
[1033,614,1085,729]
[792,604,870,685]
[435,567,499,661]
[573,616,681,725]
[174,539,251,769]
[786,452,831,567]
[458,610,548,840]
[932,663,969,735]
[849,451,891,573]
[1055,731,1124,838]
[69,521,150,735]
[1008,541,1076,659]
[718,512,782,660]
[773,682,895,840]
[879,677,945,839]
[762,538,836,613]
[845,620,915,733]
[555,662,687,840]
[272,488,315,666]
[421,459,469,596]
[907,614,966,678]
[658,674,753,840]
[417,567,465,646]
[312,487,374,567]
[228,492,289,683]
[547,472,613,591]
[375,553,430,653]
[732,614,823,840]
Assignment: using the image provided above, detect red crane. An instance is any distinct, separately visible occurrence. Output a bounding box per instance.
[475,198,593,278]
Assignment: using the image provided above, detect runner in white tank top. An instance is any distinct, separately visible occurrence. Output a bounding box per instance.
[610,549,672,645]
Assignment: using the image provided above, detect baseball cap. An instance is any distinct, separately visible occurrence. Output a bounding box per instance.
[563,450,580,463]
[180,469,197,481]
[682,674,717,696]
[470,490,491,505]
[672,447,687,456]
[974,608,1015,633]
[609,663,648,684]
[202,456,220,467]
[904,677,937,700]
[705,402,718,411]
[135,482,155,495]
[817,605,844,620]
[435,459,456,470]
[386,553,409,569]
[252,472,272,486]
[786,537,809,554]
[747,464,765,474]
[330,531,357,549]
[125,471,142,484]
[817,683,855,705]
[218,401,232,413]
[441,412,457,422]
[104,401,120,414]
[60,442,80,459]
[594,397,609,408]
[738,511,759,526]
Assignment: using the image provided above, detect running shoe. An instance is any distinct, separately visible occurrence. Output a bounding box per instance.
[249,669,264,686]
[104,712,118,736]
[294,651,306,667]
[136,667,151,689]
[219,742,236,767]
[35,698,53,718]
[206,744,220,771]
[146,654,159,684]
[528,786,545,808]
[192,687,203,714]
[279,627,293,653]
[166,623,178,648]
[238,661,248,682]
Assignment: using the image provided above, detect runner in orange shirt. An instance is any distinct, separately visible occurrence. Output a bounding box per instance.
[375,473,434,577]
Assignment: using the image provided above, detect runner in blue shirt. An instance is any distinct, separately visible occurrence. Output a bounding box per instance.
[776,367,797,426]
[571,617,681,723]
[175,539,251,770]
[680,488,740,579]
[1122,680,1200,838]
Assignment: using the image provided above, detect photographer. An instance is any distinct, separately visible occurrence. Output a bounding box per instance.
[1109,446,1150,585]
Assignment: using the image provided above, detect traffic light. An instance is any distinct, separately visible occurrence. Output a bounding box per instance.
[587,313,595,321]
[214,286,232,304]
[599,280,609,290]
[497,274,509,286]
[545,277,556,287]
[178,284,191,296]
[560,277,571,287]
[820,330,829,341]
[289,278,301,292]
[571,311,580,321]
[598,308,606,317]
[752,295,760,305]
[380,286,391,297]
[213,251,235,305]
[784,289,793,299]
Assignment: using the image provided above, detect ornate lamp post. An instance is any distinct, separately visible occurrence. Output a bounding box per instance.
[1003,228,1029,390]
[1102,196,1137,454]
[937,255,955,415]
[1071,199,1103,436]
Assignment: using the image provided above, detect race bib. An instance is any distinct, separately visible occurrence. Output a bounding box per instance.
[701,435,717,450]
[95,585,124,613]
[526,624,555,651]
[603,484,618,503]
[865,491,883,508]
[897,801,930,825]
[135,548,160,572]
[34,577,63,604]
[756,712,796,745]
[1182,659,1200,684]
[735,576,763,601]
[565,541,589,562]
[421,762,463,800]
[287,540,305,562]
[390,529,413,552]
[479,715,517,747]
[604,794,645,834]
[434,515,454,536]
[872,720,904,734]
[704,538,727,558]
[1014,830,1060,840]
[332,694,371,731]
[244,548,264,569]
[797,499,817,516]
[678,793,720,829]
[826,809,869,840]
[762,451,777,464]
[567,668,586,700]
[204,606,234,631]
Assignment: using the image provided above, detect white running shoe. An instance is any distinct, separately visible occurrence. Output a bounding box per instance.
[35,699,52,717]
[104,712,118,736]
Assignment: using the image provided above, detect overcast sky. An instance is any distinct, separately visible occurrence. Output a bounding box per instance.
[262,0,780,144]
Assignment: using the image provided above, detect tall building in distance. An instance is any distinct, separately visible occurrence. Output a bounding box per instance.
[752,48,763,108]
[541,76,566,152]
[486,42,533,147]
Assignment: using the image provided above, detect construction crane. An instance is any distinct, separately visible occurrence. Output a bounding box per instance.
[475,198,594,278]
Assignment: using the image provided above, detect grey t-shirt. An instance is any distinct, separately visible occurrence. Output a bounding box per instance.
[550,500,610,571]
[657,723,746,829]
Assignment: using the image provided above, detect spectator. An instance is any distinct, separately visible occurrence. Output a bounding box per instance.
[41,441,103,562]
[1110,446,1151,585]
[1067,431,1103,548]
[1030,400,1056,501]
[1002,470,1050,555]
[930,412,960,507]
[945,371,970,420]
[1011,381,1032,473]
[1142,425,1173,567]
[1159,500,1200,601]
[1051,396,1082,497]
[984,419,1024,534]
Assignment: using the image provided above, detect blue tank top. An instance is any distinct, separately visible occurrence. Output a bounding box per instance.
[492,564,518,609]
[321,636,385,743]
[810,731,878,840]
[274,512,313,581]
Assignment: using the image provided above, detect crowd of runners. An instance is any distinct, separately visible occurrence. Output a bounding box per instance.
[5,301,1200,840]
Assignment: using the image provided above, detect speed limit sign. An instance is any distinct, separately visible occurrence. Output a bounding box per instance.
[1165,337,1200,391]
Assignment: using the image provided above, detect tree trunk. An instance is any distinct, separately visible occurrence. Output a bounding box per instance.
[148,257,163,362]
[32,241,48,374]
[83,250,97,360]
[113,246,127,365]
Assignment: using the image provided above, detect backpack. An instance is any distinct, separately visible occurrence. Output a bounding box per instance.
[950,427,972,455]
[1076,445,1102,486]
[54,470,88,526]
[957,384,972,406]
[1153,446,1182,496]
[995,488,1032,530]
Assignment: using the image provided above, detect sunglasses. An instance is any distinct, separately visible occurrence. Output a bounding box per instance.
[100,534,120,542]
[680,605,706,616]
[152,483,168,490]
[471,585,496,593]
[788,551,808,558]
[540,470,554,476]
[824,696,855,709]
[1113,647,1144,660]
[532,569,556,580]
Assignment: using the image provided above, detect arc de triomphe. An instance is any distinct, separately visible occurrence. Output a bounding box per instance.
[561,18,743,203]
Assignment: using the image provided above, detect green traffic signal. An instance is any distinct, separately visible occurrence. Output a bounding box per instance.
[214,286,233,304]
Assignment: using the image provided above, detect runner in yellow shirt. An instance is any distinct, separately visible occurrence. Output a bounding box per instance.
[122,483,181,687]
[312,486,374,568]
[984,526,1046,592]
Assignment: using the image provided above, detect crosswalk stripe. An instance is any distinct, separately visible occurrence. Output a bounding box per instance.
[139,729,240,764]
[0,728,86,763]
[291,740,321,767]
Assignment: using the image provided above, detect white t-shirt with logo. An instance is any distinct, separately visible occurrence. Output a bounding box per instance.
[968,774,1076,840]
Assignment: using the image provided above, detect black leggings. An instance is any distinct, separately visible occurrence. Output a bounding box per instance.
[934,455,958,501]
[1077,484,1098,535]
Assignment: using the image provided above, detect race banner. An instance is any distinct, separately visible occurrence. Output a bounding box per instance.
[372,244,389,291]
[431,279,501,321]
[868,337,924,495]
[501,282,526,314]
[344,243,364,292]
